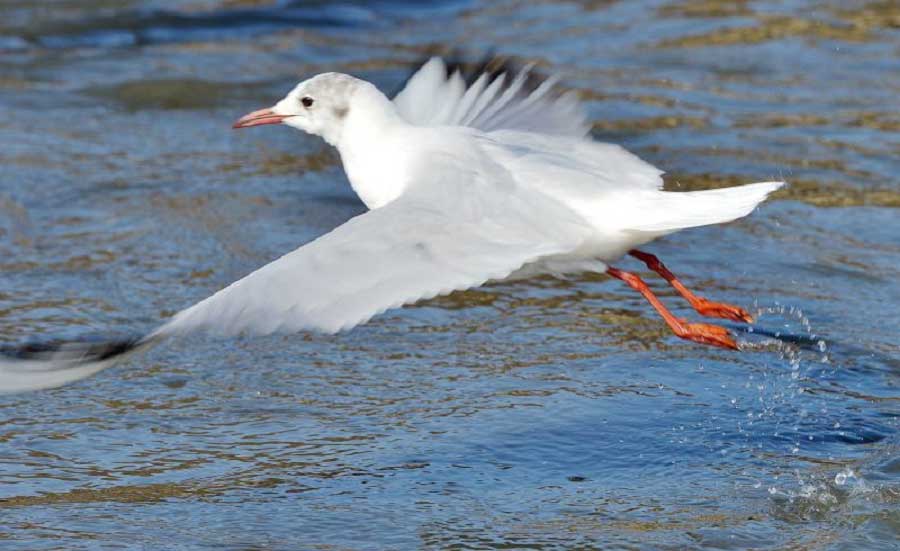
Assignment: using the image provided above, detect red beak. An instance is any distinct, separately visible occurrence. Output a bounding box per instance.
[232,107,287,129]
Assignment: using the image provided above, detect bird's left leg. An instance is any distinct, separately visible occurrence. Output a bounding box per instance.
[628,249,753,323]
[606,267,738,350]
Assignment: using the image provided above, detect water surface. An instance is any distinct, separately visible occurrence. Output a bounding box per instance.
[0,0,898,549]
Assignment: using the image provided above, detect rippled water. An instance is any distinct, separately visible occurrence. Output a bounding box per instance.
[1,1,898,549]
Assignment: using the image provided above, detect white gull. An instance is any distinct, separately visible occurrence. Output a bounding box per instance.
[0,57,783,392]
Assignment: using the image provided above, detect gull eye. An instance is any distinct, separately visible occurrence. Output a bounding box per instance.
[301,96,314,108]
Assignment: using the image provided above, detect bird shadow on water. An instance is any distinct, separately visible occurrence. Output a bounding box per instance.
[737,301,896,373]
[736,302,830,360]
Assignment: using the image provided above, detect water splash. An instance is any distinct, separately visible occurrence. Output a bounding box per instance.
[769,467,877,522]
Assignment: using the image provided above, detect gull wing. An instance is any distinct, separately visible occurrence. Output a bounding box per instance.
[393,57,590,138]
[478,130,665,193]
[0,169,589,392]
[160,173,588,336]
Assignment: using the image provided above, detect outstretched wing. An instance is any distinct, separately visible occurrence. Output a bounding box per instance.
[159,168,588,336]
[1,167,589,392]
[393,57,590,138]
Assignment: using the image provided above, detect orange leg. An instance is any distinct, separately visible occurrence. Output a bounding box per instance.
[628,249,753,323]
[606,267,738,350]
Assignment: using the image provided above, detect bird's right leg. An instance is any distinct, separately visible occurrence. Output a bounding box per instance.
[606,267,738,350]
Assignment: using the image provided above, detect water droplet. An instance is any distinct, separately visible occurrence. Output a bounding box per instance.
[834,469,854,486]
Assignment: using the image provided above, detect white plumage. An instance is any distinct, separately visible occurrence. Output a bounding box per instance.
[393,58,589,136]
[0,57,784,392]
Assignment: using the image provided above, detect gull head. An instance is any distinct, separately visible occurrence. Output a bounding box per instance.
[233,72,367,145]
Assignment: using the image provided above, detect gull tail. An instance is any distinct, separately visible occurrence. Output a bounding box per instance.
[0,334,161,393]
[625,181,785,234]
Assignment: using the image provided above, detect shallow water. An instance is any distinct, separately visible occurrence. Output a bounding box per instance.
[0,0,898,549]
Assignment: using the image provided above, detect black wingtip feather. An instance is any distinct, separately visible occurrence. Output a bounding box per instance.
[0,336,143,363]
[394,50,548,97]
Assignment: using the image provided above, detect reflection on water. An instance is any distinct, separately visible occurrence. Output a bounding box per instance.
[0,0,898,548]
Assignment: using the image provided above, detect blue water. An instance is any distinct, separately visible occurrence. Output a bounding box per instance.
[0,1,898,548]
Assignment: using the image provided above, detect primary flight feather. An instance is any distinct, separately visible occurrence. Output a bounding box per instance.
[0,57,783,392]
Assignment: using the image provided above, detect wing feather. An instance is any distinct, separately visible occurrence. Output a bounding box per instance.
[393,57,590,138]
[1,168,589,392]
[461,73,503,127]
[156,169,589,338]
